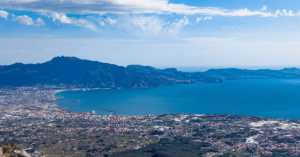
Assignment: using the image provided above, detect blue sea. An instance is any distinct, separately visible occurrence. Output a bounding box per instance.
[56,78,300,119]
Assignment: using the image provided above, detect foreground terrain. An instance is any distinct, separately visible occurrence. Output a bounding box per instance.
[1,86,300,157]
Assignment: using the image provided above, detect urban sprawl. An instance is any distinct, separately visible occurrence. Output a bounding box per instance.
[0,86,300,156]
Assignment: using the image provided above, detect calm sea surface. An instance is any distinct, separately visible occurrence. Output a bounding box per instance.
[56,78,300,119]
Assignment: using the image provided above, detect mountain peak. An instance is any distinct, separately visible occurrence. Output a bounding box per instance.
[163,68,178,72]
[51,56,81,62]
[0,57,172,88]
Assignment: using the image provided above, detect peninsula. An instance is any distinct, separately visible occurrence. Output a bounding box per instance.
[1,56,300,89]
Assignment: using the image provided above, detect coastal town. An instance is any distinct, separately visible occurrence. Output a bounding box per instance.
[1,86,300,156]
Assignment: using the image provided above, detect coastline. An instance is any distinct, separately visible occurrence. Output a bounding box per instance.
[53,88,113,115]
[52,78,300,119]
[2,85,300,156]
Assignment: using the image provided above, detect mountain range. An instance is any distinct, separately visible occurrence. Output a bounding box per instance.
[0,56,300,88]
[0,57,171,88]
[126,65,222,84]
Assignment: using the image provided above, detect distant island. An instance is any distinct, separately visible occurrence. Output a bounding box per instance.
[0,56,300,88]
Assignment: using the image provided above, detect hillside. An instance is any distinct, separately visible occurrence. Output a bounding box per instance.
[127,65,222,83]
[1,57,298,88]
[0,56,173,88]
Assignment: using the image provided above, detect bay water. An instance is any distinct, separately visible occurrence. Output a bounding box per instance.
[56,78,300,119]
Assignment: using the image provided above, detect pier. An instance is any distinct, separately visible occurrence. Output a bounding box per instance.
[98,108,115,115]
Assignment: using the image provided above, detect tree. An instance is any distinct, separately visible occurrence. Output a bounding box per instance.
[1,141,23,157]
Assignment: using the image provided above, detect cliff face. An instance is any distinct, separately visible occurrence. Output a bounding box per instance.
[0,56,173,88]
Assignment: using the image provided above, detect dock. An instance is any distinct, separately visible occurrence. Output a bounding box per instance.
[98,108,115,115]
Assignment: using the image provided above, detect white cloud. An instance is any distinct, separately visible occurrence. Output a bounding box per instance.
[0,0,294,17]
[2,0,39,2]
[130,16,189,36]
[36,18,45,26]
[133,17,163,36]
[196,17,202,23]
[107,17,118,25]
[274,10,283,17]
[99,21,105,26]
[283,9,295,16]
[203,16,212,20]
[0,10,9,19]
[12,14,45,26]
[50,12,74,24]
[269,9,300,17]
[77,19,98,31]
[48,12,97,31]
[166,16,189,36]
[12,15,34,25]
[260,5,267,11]
[297,11,300,17]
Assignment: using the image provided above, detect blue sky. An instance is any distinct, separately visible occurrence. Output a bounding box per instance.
[1,0,300,68]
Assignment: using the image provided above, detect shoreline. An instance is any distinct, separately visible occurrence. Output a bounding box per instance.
[53,88,113,116]
[52,78,300,119]
[2,85,300,157]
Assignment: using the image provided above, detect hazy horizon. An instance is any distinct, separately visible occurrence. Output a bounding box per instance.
[1,55,300,72]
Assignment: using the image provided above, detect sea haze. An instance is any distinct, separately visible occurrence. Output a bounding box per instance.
[56,78,300,119]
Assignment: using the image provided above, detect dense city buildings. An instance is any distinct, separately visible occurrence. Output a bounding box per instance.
[0,86,300,156]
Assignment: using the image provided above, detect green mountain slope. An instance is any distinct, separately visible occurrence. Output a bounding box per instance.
[127,65,222,83]
[0,56,173,88]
